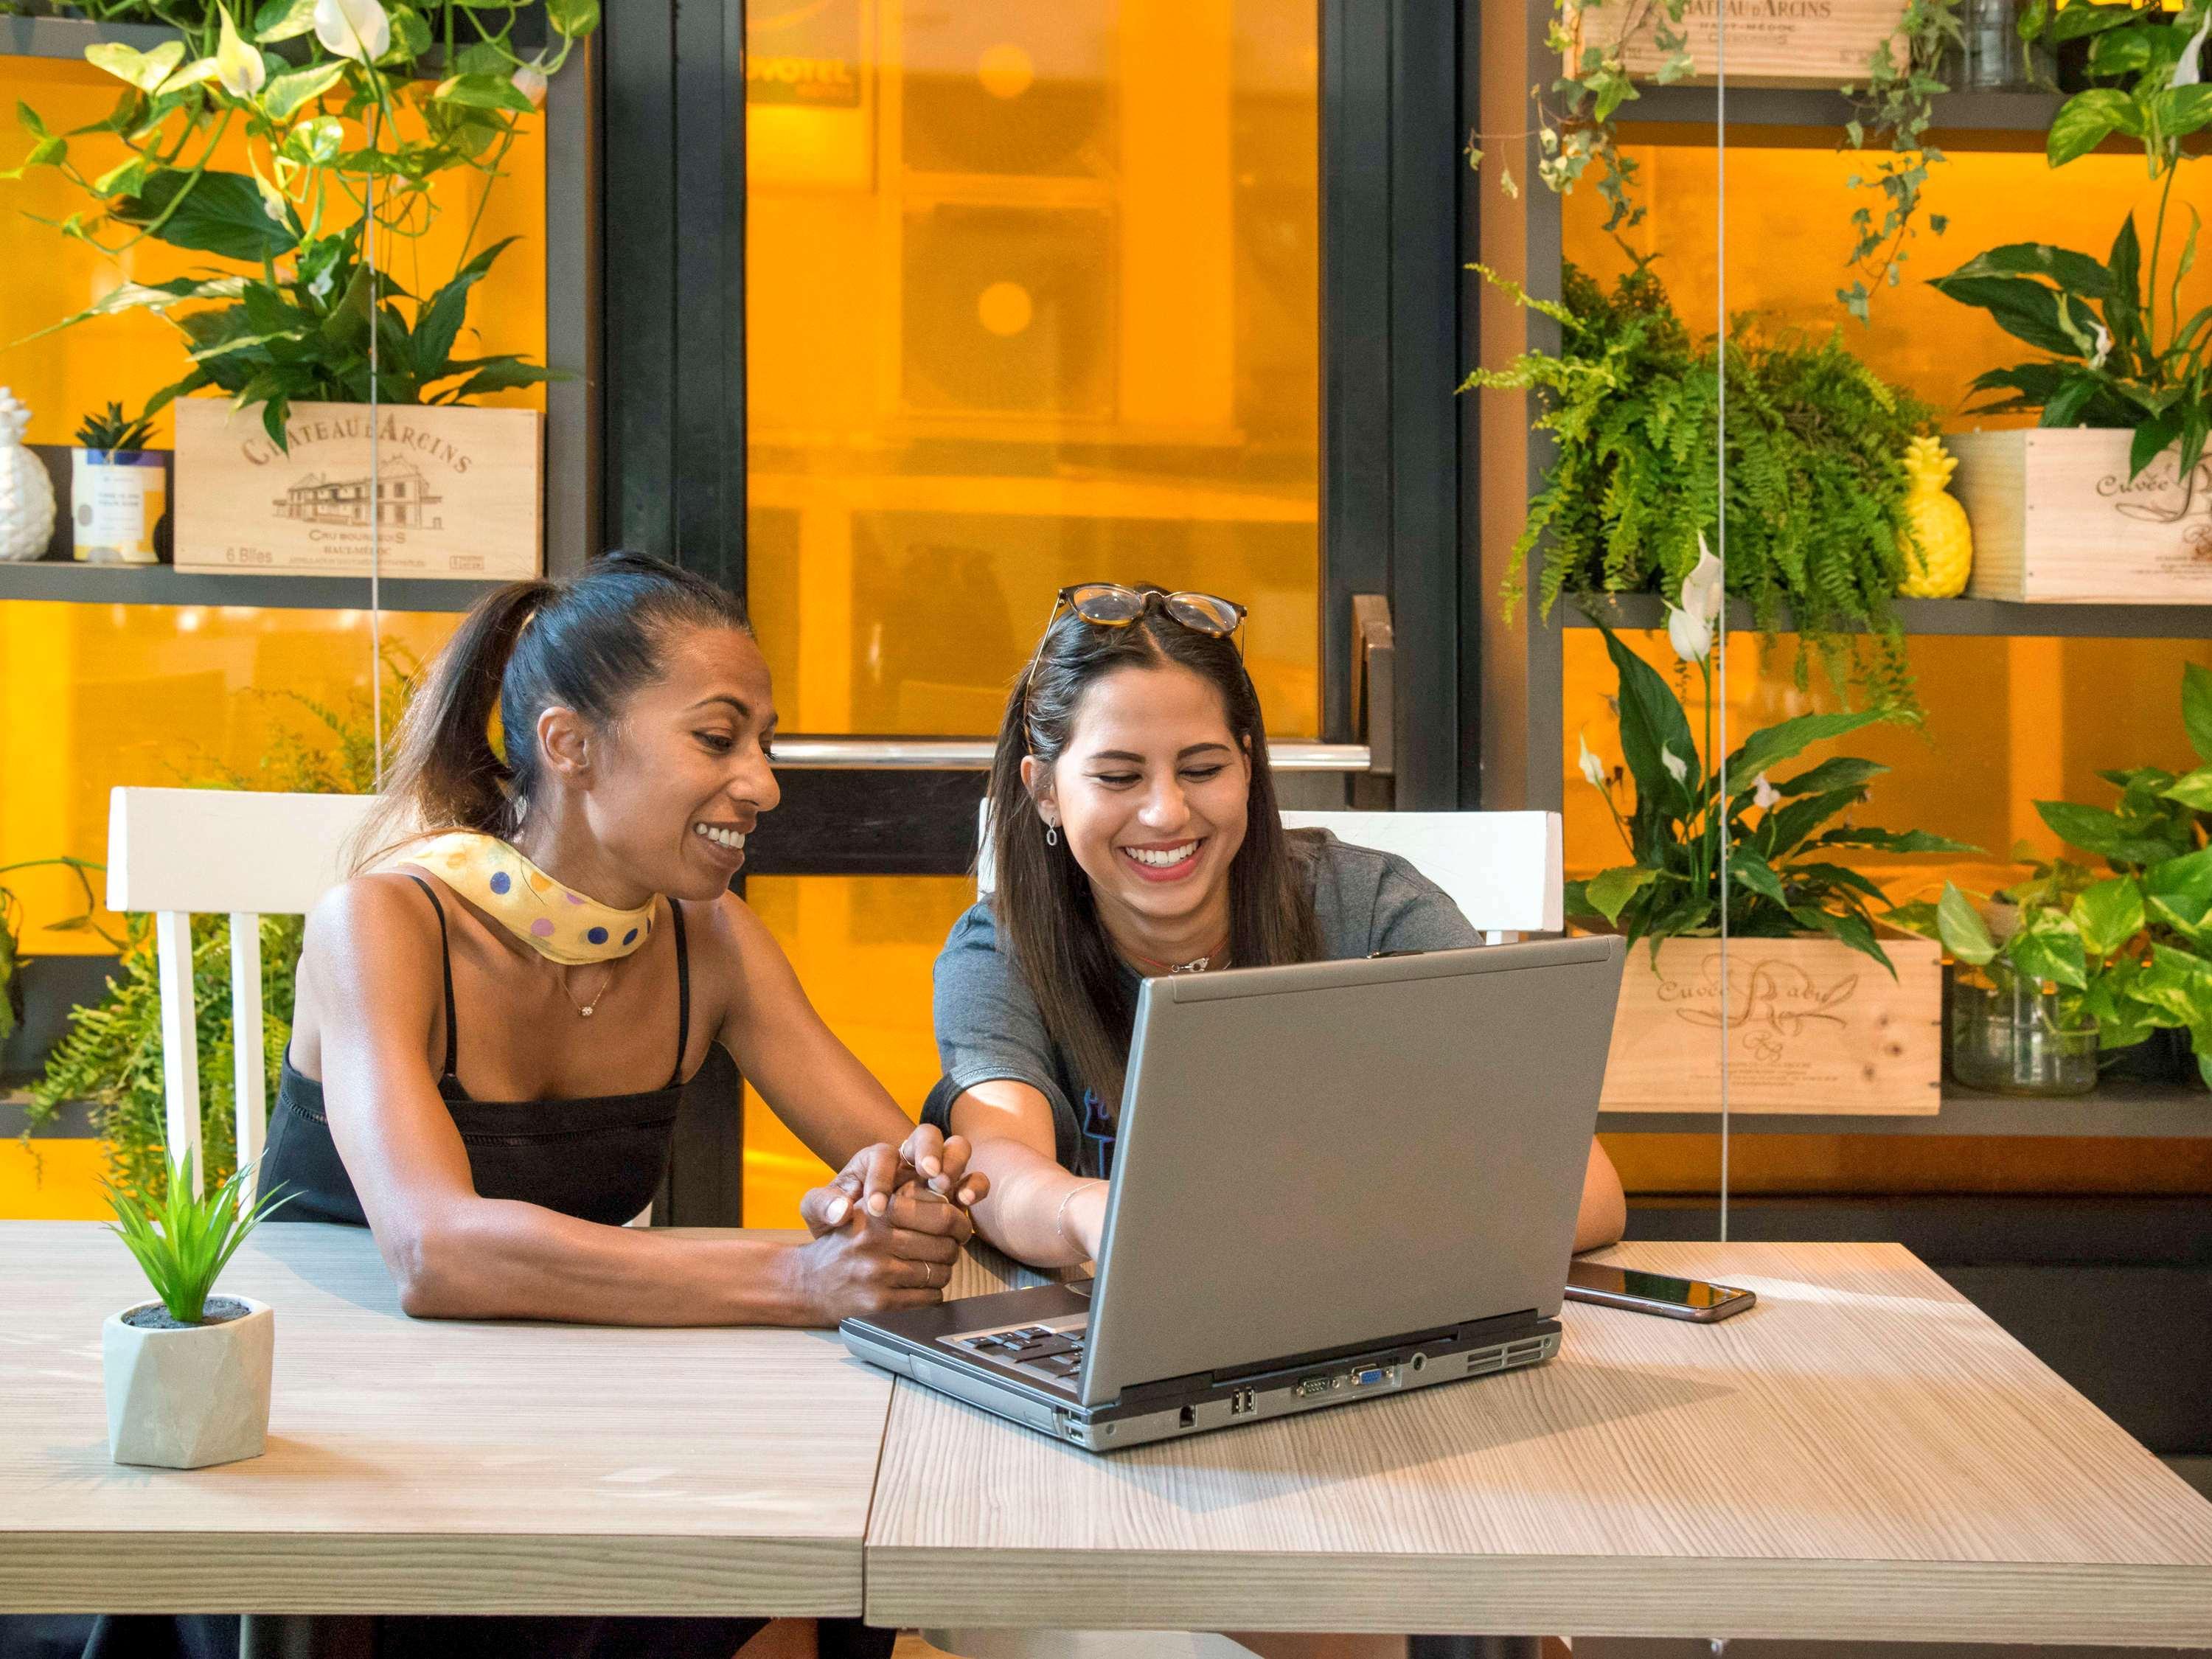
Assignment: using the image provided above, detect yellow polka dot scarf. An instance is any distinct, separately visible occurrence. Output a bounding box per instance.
[406,832,657,966]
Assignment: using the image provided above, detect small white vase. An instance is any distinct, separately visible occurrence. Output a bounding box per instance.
[0,386,57,563]
[102,1296,275,1469]
[72,448,164,563]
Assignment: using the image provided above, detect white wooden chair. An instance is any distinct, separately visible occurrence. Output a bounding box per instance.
[106,787,381,1195]
[977,804,1563,942]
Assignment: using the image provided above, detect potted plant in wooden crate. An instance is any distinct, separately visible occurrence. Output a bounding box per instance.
[1572,572,1972,1115]
[1934,1,2212,601]
[70,402,164,564]
[5,0,596,580]
[102,1150,291,1469]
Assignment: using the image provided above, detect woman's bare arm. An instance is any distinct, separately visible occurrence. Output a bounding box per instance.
[1574,1138,1627,1252]
[306,877,959,1326]
[946,1080,1104,1267]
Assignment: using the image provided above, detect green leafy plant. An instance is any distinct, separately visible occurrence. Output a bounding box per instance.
[74,400,157,453]
[1932,2,2212,479]
[1493,0,1956,319]
[105,1147,289,1323]
[1569,615,1973,973]
[0,857,123,1046]
[5,0,591,446]
[24,655,411,1200]
[1467,253,1935,712]
[1894,663,2212,1082]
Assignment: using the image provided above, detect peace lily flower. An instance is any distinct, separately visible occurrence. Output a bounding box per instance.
[512,63,549,108]
[1753,772,1781,810]
[1680,535,1725,623]
[1660,746,1689,786]
[1665,602,1711,664]
[2173,7,2211,87]
[315,0,390,63]
[215,4,265,96]
[1578,729,1607,791]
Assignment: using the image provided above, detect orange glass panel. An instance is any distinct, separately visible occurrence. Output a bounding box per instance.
[745,0,1321,740]
[740,874,974,1227]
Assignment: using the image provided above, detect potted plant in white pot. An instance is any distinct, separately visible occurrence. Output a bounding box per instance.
[102,1150,291,1470]
[71,402,164,565]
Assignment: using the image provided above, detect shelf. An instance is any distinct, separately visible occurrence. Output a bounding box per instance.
[1601,1079,2212,1138]
[0,560,502,612]
[0,13,175,58]
[1618,84,2064,136]
[1562,591,2212,641]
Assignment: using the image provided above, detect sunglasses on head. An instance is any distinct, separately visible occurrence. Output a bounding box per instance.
[1019,584,1250,747]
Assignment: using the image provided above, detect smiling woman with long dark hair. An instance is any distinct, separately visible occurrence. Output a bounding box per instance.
[925,582,1624,1271]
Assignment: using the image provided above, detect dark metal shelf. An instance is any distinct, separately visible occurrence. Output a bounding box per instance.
[1602,1079,2212,1138]
[1619,84,2064,135]
[1562,591,2212,641]
[0,14,175,57]
[0,560,500,612]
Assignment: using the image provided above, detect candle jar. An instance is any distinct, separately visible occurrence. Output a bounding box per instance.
[1947,967,2098,1096]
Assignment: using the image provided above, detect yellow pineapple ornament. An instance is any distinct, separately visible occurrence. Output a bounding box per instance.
[1897,435,1973,599]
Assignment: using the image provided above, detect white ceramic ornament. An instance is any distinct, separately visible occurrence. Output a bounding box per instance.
[0,387,57,562]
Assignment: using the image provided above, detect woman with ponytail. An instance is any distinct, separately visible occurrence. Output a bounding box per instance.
[265,552,985,1330]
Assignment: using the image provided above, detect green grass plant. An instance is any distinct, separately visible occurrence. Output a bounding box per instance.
[105,1149,289,1324]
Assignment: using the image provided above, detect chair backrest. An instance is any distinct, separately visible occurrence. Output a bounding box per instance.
[107,787,383,1194]
[975,803,1562,941]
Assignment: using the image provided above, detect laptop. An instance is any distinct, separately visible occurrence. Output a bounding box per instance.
[840,934,1627,1452]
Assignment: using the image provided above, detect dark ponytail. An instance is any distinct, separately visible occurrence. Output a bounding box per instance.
[355,552,751,868]
[987,586,1320,1117]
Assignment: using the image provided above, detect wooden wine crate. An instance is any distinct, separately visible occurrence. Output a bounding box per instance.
[173,399,541,580]
[1947,427,2212,604]
[1598,933,1942,1115]
[1566,0,1911,88]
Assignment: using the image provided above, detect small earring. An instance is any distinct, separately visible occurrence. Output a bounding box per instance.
[1045,823,1060,848]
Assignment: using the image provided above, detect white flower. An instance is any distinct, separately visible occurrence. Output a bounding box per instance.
[314,0,389,63]
[512,63,548,107]
[1666,602,1712,664]
[1682,535,1725,621]
[1578,730,1607,790]
[1753,772,1781,810]
[2091,321,2112,370]
[2174,6,2211,88]
[1661,746,1689,786]
[215,4,265,95]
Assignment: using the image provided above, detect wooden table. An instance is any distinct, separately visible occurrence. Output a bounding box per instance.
[0,1222,890,1618]
[868,1241,2212,1647]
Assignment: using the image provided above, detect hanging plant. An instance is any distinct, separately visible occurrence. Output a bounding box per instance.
[1479,1,1960,323]
[3,0,596,446]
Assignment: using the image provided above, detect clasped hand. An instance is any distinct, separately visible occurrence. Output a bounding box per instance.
[790,1127,990,1321]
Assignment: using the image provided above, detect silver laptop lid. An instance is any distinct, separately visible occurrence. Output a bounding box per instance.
[1079,936,1626,1406]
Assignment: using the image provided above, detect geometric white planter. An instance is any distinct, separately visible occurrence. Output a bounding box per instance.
[102,1296,274,1469]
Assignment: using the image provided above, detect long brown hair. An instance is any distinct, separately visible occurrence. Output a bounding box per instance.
[987,588,1320,1116]
[355,551,751,867]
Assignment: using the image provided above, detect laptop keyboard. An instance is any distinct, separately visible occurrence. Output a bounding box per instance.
[952,1320,1088,1386]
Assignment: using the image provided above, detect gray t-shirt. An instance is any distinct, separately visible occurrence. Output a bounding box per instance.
[923,830,1481,1176]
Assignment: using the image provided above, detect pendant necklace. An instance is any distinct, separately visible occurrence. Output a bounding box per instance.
[563,961,617,1018]
[1121,936,1232,977]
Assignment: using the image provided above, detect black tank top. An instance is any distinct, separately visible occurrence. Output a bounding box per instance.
[261,874,691,1228]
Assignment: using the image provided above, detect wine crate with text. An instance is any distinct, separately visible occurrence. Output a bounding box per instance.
[1598,933,1942,1115]
[1566,0,1913,88]
[173,400,541,580]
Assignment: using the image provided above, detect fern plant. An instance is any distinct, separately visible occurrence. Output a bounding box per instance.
[23,655,411,1201]
[1466,253,1934,714]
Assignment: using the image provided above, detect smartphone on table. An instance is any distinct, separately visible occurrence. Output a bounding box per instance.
[1565,1260,1756,1323]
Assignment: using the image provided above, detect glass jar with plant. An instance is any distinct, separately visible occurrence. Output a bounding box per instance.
[1568,601,1974,967]
[1,855,121,1047]
[6,0,594,445]
[102,1147,291,1469]
[1467,252,1937,715]
[1899,881,2104,1096]
[1934,1,2212,481]
[1492,1,1961,321]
